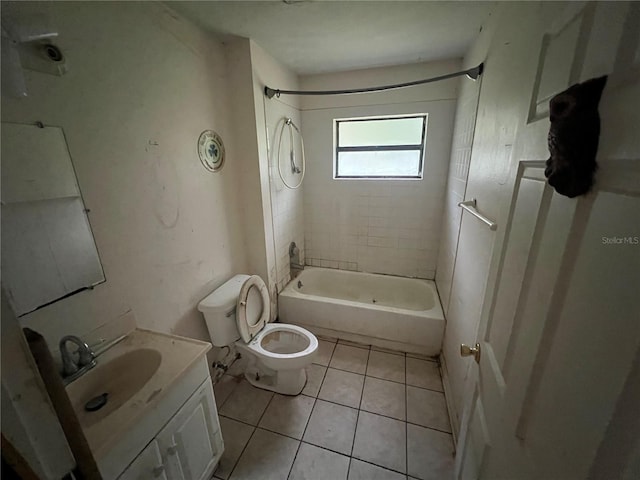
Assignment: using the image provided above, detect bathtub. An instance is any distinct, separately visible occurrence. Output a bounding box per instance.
[278,267,444,356]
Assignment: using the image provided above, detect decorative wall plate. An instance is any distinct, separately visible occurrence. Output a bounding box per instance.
[198,130,225,172]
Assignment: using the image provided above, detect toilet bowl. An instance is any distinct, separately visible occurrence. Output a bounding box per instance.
[198,274,318,395]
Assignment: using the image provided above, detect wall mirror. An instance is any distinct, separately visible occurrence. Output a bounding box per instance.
[1,122,105,316]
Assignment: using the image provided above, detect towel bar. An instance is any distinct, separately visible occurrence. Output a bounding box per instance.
[458,199,498,231]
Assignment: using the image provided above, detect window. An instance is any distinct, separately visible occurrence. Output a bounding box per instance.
[334,114,427,179]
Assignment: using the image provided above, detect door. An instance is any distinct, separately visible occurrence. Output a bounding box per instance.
[157,378,224,480]
[455,2,640,479]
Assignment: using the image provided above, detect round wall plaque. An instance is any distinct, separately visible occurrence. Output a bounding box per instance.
[198,130,225,172]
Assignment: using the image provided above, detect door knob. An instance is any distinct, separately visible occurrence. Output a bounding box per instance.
[460,343,481,363]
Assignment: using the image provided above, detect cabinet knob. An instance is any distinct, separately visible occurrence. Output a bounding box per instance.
[167,443,178,455]
[152,465,165,478]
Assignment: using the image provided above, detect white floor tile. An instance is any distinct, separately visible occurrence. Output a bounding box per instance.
[407,424,454,480]
[360,376,406,420]
[302,364,327,397]
[214,375,241,409]
[406,358,443,391]
[289,443,350,480]
[229,429,299,480]
[318,368,364,408]
[315,339,336,366]
[219,380,274,425]
[406,386,451,433]
[258,394,315,439]
[348,458,407,480]
[330,344,370,374]
[303,399,358,455]
[215,417,254,480]
[352,411,406,473]
[366,350,406,383]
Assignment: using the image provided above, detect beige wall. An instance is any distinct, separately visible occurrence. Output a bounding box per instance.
[1,2,247,355]
[226,38,305,318]
[250,42,305,294]
[300,60,459,278]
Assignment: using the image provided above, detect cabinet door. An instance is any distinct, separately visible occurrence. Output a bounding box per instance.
[118,439,168,480]
[157,378,223,480]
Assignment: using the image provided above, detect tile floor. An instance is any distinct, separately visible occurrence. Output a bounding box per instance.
[213,338,454,480]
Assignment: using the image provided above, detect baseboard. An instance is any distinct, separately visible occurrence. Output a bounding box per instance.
[301,324,438,357]
[440,353,459,450]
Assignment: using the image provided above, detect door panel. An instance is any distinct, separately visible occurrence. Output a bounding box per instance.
[119,440,168,480]
[523,191,640,479]
[157,378,223,480]
[457,385,490,480]
[485,171,546,370]
[174,403,215,480]
[455,2,640,478]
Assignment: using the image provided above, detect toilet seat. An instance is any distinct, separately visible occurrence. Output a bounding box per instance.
[249,323,317,358]
[237,323,318,371]
[236,275,270,342]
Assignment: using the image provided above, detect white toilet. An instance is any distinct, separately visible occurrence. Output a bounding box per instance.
[198,274,318,395]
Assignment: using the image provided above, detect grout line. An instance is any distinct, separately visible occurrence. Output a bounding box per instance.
[224,420,257,480]
[318,363,445,394]
[286,395,317,479]
[219,408,453,439]
[337,339,371,350]
[225,390,275,480]
[347,348,370,476]
[218,418,412,478]
[405,353,409,476]
[219,345,449,479]
[300,439,407,476]
[214,375,243,410]
[405,382,446,394]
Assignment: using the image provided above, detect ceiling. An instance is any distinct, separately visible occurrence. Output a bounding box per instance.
[168,1,494,75]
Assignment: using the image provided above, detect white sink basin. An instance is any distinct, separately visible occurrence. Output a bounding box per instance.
[67,348,162,427]
[65,329,210,460]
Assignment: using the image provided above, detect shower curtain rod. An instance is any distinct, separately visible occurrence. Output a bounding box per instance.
[264,63,483,99]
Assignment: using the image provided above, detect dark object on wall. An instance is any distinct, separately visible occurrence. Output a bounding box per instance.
[545,75,608,198]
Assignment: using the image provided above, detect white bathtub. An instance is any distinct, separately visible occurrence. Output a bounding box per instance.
[278,267,444,356]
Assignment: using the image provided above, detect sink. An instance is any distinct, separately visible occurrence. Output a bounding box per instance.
[67,348,162,427]
[64,329,211,465]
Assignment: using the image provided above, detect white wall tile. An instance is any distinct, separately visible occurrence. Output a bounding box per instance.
[302,86,457,279]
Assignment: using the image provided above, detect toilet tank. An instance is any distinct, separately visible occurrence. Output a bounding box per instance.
[198,274,250,347]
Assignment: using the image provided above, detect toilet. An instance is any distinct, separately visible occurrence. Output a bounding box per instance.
[198,274,318,395]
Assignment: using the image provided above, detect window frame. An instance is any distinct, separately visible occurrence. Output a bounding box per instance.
[334,114,428,179]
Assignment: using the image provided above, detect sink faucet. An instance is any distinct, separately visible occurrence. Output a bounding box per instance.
[59,335,97,385]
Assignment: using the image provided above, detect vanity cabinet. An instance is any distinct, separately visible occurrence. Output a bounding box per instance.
[118,377,223,480]
[156,378,222,480]
[119,440,168,480]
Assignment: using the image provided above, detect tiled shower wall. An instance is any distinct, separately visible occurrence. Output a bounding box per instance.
[302,102,457,278]
[434,78,481,313]
[266,102,305,291]
[300,61,459,279]
[251,42,305,293]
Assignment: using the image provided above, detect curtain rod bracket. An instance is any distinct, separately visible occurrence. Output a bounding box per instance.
[264,86,278,99]
[263,62,484,99]
[466,63,484,80]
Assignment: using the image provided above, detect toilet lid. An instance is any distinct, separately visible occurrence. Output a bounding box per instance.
[236,275,270,343]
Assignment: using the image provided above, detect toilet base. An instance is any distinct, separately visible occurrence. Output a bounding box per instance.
[244,361,307,395]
